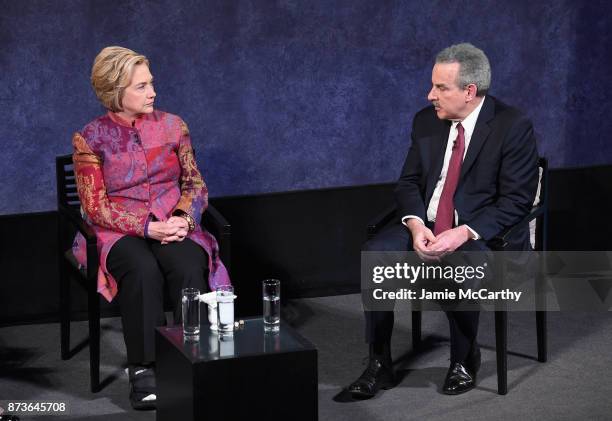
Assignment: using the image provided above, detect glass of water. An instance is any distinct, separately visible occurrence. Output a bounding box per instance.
[263,279,280,332]
[216,285,235,335]
[182,288,200,340]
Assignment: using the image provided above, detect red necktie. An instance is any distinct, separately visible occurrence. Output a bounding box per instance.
[433,123,465,235]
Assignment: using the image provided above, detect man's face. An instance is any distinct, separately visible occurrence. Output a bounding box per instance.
[427,62,470,120]
[120,63,156,117]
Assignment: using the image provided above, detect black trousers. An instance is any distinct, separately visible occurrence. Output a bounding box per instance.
[107,236,209,364]
[364,223,488,363]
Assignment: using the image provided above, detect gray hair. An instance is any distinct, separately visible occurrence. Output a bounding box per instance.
[435,43,491,96]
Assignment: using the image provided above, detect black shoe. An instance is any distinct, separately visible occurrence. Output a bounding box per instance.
[443,345,481,395]
[347,358,395,399]
[128,365,156,410]
[442,346,481,395]
[442,361,476,395]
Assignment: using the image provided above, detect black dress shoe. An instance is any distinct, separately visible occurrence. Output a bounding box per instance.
[443,346,481,395]
[128,365,157,410]
[347,358,395,399]
[443,362,475,395]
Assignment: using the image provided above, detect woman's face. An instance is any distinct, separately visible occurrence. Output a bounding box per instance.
[119,63,156,118]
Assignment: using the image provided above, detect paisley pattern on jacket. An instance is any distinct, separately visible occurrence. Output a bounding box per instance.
[72,110,230,302]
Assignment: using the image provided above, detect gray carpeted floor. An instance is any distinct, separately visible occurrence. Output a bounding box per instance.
[1,294,612,420]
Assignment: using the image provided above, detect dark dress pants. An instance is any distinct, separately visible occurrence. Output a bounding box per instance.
[364,223,487,363]
[107,236,209,364]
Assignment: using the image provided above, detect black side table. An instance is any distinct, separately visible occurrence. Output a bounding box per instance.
[156,318,318,421]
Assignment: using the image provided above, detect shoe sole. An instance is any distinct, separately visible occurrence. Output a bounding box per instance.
[349,380,396,399]
[442,385,475,395]
[130,400,156,411]
[442,377,476,395]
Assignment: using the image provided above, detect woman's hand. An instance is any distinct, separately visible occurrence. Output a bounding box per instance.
[162,216,190,244]
[147,221,183,244]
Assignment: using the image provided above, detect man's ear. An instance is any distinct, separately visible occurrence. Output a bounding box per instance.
[465,84,478,102]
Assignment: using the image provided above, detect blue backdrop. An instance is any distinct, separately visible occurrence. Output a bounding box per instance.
[1,0,610,215]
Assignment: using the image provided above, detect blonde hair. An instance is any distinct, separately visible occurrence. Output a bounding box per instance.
[90,46,149,112]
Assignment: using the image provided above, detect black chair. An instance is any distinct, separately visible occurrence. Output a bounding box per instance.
[366,157,548,395]
[56,154,231,392]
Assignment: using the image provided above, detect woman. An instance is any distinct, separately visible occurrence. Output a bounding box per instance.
[72,46,231,410]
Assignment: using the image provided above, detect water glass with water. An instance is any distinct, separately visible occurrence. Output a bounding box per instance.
[216,285,235,334]
[182,287,200,340]
[263,279,280,332]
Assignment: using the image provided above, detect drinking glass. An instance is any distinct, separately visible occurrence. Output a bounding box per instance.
[216,285,235,335]
[263,279,280,332]
[182,287,200,340]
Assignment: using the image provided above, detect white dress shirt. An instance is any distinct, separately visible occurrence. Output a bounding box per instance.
[402,96,486,239]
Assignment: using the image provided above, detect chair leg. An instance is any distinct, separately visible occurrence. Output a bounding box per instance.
[88,286,101,393]
[59,261,71,360]
[495,311,508,395]
[536,311,547,362]
[412,310,421,349]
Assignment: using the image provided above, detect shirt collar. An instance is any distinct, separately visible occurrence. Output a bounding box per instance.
[452,95,486,137]
[107,111,145,128]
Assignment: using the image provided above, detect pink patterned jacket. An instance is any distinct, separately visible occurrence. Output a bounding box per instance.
[72,110,231,302]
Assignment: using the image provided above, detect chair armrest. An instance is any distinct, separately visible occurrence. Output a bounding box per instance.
[202,204,231,239]
[367,205,397,238]
[488,205,545,249]
[58,203,97,244]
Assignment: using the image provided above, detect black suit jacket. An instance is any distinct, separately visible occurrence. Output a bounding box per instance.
[395,96,539,249]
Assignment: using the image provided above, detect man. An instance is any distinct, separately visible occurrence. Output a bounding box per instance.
[348,43,538,398]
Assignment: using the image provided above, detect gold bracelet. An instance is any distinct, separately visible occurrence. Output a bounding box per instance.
[180,212,196,232]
